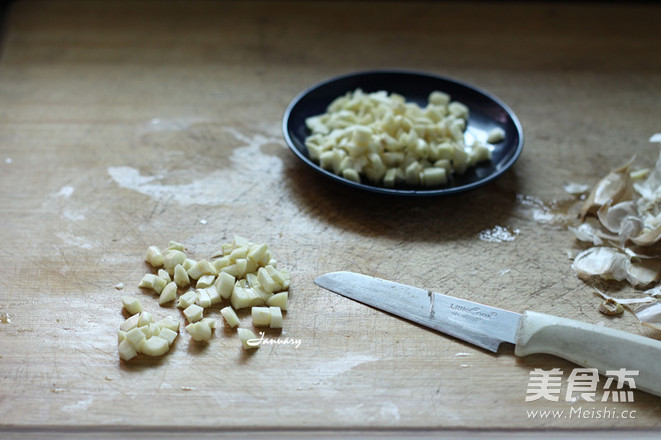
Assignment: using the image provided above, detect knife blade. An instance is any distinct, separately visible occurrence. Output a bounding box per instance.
[315,271,661,397]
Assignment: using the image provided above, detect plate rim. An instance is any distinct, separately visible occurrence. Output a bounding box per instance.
[282,69,524,197]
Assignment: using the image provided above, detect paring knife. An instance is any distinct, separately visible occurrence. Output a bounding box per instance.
[315,271,661,397]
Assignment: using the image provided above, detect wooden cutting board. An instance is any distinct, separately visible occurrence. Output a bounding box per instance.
[1,0,660,435]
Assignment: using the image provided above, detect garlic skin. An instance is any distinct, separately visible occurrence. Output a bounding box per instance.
[572,247,629,282]
[571,146,661,288]
[580,162,633,220]
[626,260,661,288]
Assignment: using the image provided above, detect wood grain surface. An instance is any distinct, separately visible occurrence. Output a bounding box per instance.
[1,0,660,435]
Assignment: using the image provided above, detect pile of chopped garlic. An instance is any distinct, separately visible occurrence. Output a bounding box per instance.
[118,311,179,361]
[304,89,498,188]
[118,236,290,360]
[569,135,661,288]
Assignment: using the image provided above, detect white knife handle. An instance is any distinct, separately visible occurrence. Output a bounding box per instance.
[514,311,661,397]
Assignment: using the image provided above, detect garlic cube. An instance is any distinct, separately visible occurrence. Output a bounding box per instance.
[247,243,269,264]
[138,273,167,294]
[174,263,190,288]
[158,269,171,283]
[183,258,196,271]
[183,304,204,323]
[220,306,240,328]
[195,289,212,308]
[138,311,154,327]
[213,256,231,272]
[257,267,279,293]
[269,306,283,329]
[230,285,252,310]
[448,101,469,119]
[405,161,422,185]
[121,296,143,315]
[343,168,361,183]
[155,315,180,332]
[429,90,450,106]
[120,313,141,332]
[187,259,215,280]
[167,241,185,251]
[246,272,260,288]
[266,292,288,311]
[487,127,505,144]
[200,317,216,330]
[215,272,235,299]
[126,327,146,349]
[421,167,447,187]
[176,290,198,309]
[279,269,291,290]
[383,168,398,187]
[186,320,213,342]
[221,259,247,278]
[118,330,126,343]
[229,246,249,261]
[204,286,222,305]
[471,140,492,163]
[163,249,186,274]
[247,288,265,306]
[251,307,271,326]
[141,336,169,356]
[254,285,273,303]
[245,258,258,275]
[238,328,259,350]
[119,338,138,361]
[158,281,177,305]
[196,274,215,289]
[265,265,288,290]
[145,246,164,268]
[159,327,178,346]
[140,323,158,338]
[233,234,251,248]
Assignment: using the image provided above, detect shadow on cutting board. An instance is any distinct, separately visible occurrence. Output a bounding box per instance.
[0,0,13,60]
[284,156,522,244]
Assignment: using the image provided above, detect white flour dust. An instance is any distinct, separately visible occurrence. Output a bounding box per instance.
[478,225,520,243]
[108,127,283,205]
[107,166,230,206]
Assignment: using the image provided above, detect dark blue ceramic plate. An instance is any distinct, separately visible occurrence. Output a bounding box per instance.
[282,70,524,196]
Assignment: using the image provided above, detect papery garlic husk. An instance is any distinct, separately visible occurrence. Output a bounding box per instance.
[570,218,606,246]
[626,259,661,288]
[597,201,639,234]
[572,247,629,282]
[570,216,623,246]
[631,224,661,247]
[633,147,661,243]
[635,301,661,326]
[581,161,634,220]
[642,321,661,332]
